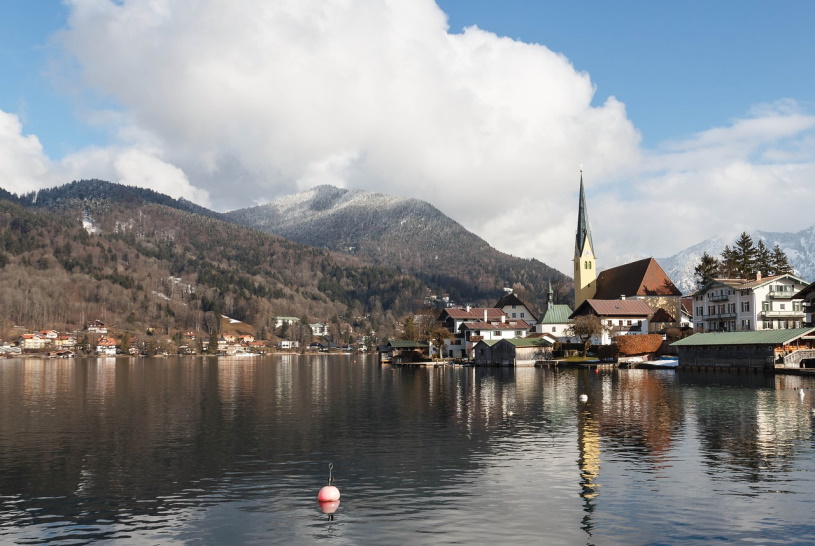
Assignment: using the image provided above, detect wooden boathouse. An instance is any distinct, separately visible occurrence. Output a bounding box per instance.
[472,337,553,367]
[671,327,815,370]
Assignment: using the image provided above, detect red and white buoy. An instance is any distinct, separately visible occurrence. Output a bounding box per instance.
[318,463,341,503]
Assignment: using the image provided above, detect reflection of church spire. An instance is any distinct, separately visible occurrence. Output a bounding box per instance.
[577,385,601,538]
[547,278,554,313]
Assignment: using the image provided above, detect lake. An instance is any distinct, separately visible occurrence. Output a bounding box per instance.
[1,355,815,544]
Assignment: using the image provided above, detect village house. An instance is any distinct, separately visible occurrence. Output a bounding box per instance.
[569,299,654,345]
[438,306,530,359]
[794,280,815,326]
[309,322,329,337]
[277,340,299,350]
[95,337,118,356]
[86,320,107,334]
[692,273,808,332]
[494,291,539,326]
[273,316,300,329]
[18,334,47,350]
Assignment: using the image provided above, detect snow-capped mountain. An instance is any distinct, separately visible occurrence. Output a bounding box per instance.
[656,226,815,294]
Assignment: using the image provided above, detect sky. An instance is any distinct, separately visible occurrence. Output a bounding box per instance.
[1,0,814,276]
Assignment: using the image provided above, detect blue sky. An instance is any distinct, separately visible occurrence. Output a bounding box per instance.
[1,1,814,274]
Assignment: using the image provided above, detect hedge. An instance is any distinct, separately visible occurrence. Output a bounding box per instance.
[613,334,663,356]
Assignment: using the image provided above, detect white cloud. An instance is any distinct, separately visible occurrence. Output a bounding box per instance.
[0,111,51,194]
[2,1,811,278]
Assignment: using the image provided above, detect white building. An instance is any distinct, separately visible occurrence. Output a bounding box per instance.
[438,307,528,358]
[309,322,329,336]
[569,299,654,345]
[693,274,808,332]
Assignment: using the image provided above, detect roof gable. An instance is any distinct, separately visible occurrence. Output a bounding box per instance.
[594,258,681,298]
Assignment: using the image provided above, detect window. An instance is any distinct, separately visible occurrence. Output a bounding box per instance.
[741,301,750,312]
[608,320,613,326]
[626,320,632,326]
[780,304,786,310]
[494,331,501,337]
[520,312,525,318]
[697,306,703,316]
[552,327,556,333]
[512,305,516,309]
[763,301,771,312]
[512,312,516,318]
[618,320,623,326]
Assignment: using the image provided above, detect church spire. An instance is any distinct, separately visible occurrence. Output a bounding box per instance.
[573,169,597,309]
[575,170,593,259]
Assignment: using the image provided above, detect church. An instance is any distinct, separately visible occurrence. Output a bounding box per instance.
[570,173,683,334]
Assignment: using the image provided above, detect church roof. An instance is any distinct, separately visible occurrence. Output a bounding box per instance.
[574,173,594,258]
[594,258,682,298]
[540,304,573,324]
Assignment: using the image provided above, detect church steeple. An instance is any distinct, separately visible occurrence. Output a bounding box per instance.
[575,172,594,259]
[573,169,597,309]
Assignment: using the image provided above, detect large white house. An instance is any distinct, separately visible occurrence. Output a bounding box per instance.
[438,307,530,358]
[693,273,808,332]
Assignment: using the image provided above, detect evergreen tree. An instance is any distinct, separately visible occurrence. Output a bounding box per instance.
[119,332,131,355]
[718,245,738,277]
[694,252,720,288]
[755,240,771,277]
[207,331,219,354]
[771,244,794,275]
[732,232,758,278]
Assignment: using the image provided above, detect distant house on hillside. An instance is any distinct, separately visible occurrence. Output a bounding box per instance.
[273,316,300,328]
[87,320,107,334]
[95,337,118,356]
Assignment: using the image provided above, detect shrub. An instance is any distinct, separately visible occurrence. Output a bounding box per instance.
[614,334,663,356]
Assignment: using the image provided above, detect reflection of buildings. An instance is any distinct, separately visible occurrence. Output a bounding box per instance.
[577,404,601,537]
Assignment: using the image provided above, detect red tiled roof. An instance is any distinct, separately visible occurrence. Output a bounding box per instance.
[594,258,681,298]
[571,299,655,318]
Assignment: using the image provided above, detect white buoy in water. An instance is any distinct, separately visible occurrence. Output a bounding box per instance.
[579,394,588,402]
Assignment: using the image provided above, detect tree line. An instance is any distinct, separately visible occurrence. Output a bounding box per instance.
[694,232,794,288]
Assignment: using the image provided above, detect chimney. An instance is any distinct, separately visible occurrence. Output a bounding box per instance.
[756,271,762,280]
[501,315,506,323]
[483,309,488,322]
[620,294,626,300]
[466,305,471,313]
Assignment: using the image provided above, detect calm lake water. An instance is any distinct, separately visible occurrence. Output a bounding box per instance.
[2,355,815,545]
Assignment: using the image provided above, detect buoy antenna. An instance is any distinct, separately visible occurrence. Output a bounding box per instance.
[328,463,334,486]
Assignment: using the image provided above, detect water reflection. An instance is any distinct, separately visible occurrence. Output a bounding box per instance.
[1,358,815,544]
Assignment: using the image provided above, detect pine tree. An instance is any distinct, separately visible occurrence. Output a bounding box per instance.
[694,252,719,288]
[719,245,738,277]
[755,240,771,277]
[771,244,794,275]
[732,232,758,278]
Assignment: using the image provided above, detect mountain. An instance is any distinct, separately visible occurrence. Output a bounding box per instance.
[0,184,428,343]
[658,227,815,294]
[225,185,572,312]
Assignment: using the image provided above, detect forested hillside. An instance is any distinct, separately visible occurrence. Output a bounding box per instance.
[226,185,573,311]
[0,195,424,341]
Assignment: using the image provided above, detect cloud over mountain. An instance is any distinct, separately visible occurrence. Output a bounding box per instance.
[0,1,813,275]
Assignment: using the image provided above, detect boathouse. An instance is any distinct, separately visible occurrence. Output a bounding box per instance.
[671,327,815,370]
[472,337,553,367]
[378,340,430,363]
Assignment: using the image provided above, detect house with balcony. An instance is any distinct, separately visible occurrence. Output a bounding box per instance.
[793,280,815,327]
[569,299,654,345]
[692,273,808,332]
